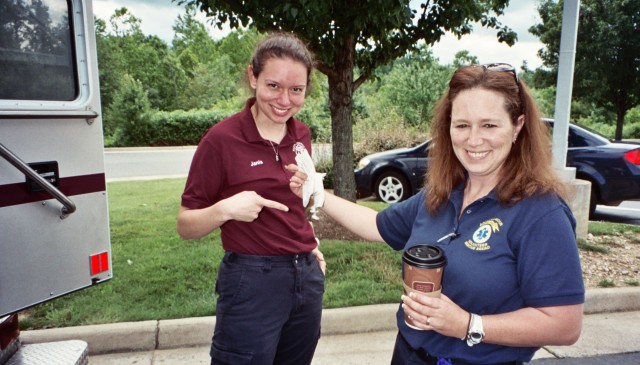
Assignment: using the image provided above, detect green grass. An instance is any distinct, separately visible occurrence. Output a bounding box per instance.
[20,179,401,330]
[21,179,222,329]
[19,179,637,329]
[577,238,611,254]
[588,220,640,237]
[598,279,616,288]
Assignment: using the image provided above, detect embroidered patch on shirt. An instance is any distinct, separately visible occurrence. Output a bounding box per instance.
[464,218,503,251]
[293,141,307,155]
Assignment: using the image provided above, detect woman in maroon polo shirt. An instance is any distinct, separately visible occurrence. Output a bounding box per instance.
[177,32,325,365]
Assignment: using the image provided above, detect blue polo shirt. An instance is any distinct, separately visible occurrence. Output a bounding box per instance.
[377,185,585,363]
[181,98,317,255]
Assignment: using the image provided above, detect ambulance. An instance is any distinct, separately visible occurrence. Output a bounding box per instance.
[0,0,111,363]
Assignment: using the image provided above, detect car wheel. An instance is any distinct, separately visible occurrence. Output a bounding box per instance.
[374,171,410,204]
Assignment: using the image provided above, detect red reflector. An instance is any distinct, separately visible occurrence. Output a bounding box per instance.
[90,251,110,275]
[624,149,640,165]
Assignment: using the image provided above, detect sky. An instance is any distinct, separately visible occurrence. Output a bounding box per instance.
[92,0,545,70]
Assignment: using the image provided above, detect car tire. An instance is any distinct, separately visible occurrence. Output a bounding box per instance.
[374,171,410,204]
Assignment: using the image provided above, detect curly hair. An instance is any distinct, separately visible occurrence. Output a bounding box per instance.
[425,65,565,214]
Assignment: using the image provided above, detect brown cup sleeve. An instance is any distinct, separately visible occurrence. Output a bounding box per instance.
[403,283,442,298]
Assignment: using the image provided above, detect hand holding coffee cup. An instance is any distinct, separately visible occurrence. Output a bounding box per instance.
[402,244,446,330]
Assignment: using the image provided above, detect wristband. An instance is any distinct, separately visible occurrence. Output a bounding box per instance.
[462,312,471,340]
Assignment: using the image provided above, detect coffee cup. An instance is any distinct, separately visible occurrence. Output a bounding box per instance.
[402,244,446,330]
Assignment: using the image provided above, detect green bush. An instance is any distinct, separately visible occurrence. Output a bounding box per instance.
[623,122,640,139]
[106,75,152,146]
[297,96,332,143]
[145,109,231,146]
[315,159,334,189]
[626,106,640,125]
[353,108,428,163]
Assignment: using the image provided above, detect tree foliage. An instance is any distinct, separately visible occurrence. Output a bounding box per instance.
[107,75,152,146]
[530,0,640,140]
[172,6,217,63]
[178,55,241,109]
[377,46,454,126]
[96,8,186,113]
[177,0,518,200]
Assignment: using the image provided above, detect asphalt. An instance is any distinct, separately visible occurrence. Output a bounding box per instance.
[16,287,640,364]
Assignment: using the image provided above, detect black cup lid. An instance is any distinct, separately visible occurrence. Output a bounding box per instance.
[402,244,446,269]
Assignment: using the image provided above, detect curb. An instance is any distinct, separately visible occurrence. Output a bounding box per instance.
[583,286,640,314]
[104,146,197,152]
[19,287,640,355]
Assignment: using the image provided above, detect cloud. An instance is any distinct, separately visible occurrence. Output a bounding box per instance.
[92,0,224,42]
[92,0,544,69]
[430,0,544,69]
[431,32,544,70]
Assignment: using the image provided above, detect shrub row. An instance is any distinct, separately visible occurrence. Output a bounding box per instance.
[107,109,231,147]
[144,109,231,146]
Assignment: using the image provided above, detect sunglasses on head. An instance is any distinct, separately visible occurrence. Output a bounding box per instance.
[481,63,519,84]
[479,63,524,113]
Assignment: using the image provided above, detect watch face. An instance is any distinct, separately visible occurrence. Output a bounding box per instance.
[467,336,481,346]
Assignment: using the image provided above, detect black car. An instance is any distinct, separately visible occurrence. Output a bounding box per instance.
[354,120,640,215]
[354,139,430,204]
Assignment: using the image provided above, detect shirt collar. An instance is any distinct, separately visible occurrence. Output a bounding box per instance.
[450,182,498,212]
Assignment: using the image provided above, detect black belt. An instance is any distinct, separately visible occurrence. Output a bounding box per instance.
[223,251,314,267]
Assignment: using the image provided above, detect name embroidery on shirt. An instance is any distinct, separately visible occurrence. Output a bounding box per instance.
[250,160,264,167]
[464,218,503,251]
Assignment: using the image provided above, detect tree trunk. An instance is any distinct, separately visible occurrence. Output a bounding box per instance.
[614,109,625,141]
[327,36,357,202]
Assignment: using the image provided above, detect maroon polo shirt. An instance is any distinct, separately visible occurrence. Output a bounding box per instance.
[181,98,317,255]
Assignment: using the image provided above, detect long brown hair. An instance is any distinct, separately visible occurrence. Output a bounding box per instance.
[425,65,565,214]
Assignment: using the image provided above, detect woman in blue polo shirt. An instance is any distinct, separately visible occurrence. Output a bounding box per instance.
[289,63,585,365]
[178,32,325,365]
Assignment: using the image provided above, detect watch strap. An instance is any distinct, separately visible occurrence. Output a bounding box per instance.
[466,313,485,347]
[462,312,471,340]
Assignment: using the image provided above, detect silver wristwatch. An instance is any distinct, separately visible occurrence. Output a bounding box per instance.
[466,313,485,347]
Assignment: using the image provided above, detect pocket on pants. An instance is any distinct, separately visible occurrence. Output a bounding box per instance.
[215,260,248,314]
[210,343,253,365]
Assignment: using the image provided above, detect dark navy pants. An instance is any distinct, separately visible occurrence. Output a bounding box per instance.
[210,252,325,365]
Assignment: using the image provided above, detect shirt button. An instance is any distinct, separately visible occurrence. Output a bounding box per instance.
[466,210,472,214]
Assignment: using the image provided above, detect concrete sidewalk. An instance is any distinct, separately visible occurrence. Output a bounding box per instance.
[19,287,640,364]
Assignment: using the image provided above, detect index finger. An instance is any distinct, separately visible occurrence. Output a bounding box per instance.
[260,197,289,212]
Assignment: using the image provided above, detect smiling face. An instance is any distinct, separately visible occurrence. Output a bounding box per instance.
[248,57,308,128]
[450,87,524,184]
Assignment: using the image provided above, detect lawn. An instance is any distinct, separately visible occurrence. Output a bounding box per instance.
[20,178,401,329]
[20,178,640,329]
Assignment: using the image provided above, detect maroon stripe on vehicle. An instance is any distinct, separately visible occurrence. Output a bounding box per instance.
[0,173,106,208]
